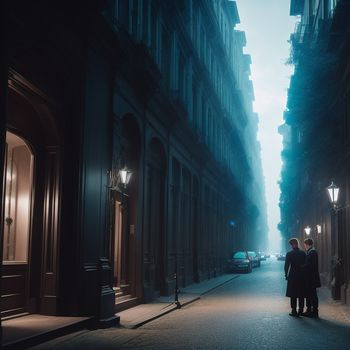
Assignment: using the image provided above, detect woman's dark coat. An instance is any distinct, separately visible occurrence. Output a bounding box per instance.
[284,247,306,297]
[304,247,321,293]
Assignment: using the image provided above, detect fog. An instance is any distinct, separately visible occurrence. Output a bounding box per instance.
[236,0,298,253]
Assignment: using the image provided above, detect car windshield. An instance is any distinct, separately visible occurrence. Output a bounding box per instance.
[248,251,256,257]
[233,252,246,259]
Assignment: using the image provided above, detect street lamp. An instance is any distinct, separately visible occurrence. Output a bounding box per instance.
[119,166,132,188]
[108,166,132,191]
[316,224,322,234]
[304,225,311,235]
[327,181,339,208]
[326,181,341,300]
[229,220,237,249]
[117,166,132,211]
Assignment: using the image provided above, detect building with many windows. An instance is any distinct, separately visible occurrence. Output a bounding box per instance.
[279,0,350,302]
[0,0,267,341]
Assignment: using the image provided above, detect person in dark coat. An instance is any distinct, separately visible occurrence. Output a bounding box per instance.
[284,238,306,316]
[302,238,321,318]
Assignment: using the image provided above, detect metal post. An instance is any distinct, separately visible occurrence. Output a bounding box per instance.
[331,207,341,300]
[174,253,181,308]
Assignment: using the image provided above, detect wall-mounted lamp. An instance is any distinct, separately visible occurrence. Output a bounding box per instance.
[119,166,132,187]
[304,225,311,235]
[327,181,339,207]
[316,224,322,234]
[108,165,132,191]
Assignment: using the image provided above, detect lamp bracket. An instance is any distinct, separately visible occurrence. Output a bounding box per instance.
[333,203,350,212]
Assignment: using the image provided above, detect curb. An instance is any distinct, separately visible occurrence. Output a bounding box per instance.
[200,275,240,296]
[130,297,201,329]
[128,274,239,329]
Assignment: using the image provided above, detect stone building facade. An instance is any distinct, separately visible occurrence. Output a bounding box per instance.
[280,0,350,302]
[0,0,267,341]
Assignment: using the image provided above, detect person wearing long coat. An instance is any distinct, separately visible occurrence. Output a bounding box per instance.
[302,238,321,318]
[284,238,306,316]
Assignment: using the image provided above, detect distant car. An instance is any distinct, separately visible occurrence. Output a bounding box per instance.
[265,253,271,258]
[277,253,286,261]
[228,251,252,273]
[248,251,261,267]
[258,252,266,261]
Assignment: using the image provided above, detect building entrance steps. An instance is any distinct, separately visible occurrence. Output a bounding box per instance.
[2,315,92,350]
[118,274,240,329]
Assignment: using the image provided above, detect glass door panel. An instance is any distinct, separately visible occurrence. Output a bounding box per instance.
[3,131,33,263]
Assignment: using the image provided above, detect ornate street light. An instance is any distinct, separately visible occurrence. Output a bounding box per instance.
[327,181,339,207]
[304,225,311,235]
[316,224,322,234]
[327,181,342,300]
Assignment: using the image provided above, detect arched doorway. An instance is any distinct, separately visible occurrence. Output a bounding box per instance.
[1,82,60,318]
[144,138,166,300]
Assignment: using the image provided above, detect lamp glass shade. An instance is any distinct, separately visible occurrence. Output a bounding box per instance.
[304,226,311,235]
[119,167,132,185]
[316,224,322,234]
[327,181,339,204]
[126,172,132,185]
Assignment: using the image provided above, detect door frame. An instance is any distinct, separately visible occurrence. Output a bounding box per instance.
[1,71,61,317]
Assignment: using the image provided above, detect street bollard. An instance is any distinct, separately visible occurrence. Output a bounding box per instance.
[174,272,181,308]
[174,256,181,308]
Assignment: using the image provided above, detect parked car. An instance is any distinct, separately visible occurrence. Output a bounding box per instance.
[265,253,271,258]
[277,253,286,261]
[228,251,252,273]
[248,251,261,267]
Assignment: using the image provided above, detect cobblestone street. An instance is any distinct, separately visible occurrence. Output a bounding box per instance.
[31,259,350,350]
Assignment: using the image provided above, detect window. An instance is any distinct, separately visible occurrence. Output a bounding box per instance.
[150,5,158,61]
[161,26,171,90]
[142,0,150,44]
[179,53,186,103]
[200,27,205,59]
[117,0,130,31]
[3,132,34,263]
[131,0,140,39]
[233,252,247,259]
[297,130,303,144]
[192,81,198,127]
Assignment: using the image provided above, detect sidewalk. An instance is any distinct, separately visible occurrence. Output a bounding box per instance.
[2,315,92,350]
[118,274,240,329]
[1,274,239,349]
[318,286,350,324]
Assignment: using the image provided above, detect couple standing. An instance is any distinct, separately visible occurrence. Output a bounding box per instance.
[284,238,321,318]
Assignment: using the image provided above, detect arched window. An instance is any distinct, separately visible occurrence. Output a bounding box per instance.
[3,131,34,263]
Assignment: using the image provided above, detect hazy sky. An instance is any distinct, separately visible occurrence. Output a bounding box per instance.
[235,0,298,252]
